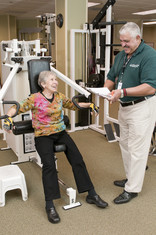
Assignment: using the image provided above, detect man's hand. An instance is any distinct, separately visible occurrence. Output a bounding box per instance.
[107,89,121,104]
[89,103,99,115]
[3,116,13,132]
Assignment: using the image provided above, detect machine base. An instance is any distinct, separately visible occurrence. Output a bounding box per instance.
[63,202,81,210]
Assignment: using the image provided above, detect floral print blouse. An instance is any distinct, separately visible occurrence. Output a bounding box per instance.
[16,92,78,137]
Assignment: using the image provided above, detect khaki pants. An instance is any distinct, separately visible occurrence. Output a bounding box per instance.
[118,95,156,193]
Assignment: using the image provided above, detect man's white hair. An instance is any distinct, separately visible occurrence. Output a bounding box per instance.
[119,22,141,38]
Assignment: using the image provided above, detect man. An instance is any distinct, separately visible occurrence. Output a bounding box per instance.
[104,22,156,204]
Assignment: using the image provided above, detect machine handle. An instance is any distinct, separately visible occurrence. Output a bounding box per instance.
[72,94,90,110]
[0,101,20,119]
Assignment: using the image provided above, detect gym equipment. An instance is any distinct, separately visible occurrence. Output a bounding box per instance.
[87,73,104,88]
[149,125,156,156]
[0,39,90,159]
[0,53,89,209]
[0,39,48,161]
[0,38,90,209]
[39,13,56,57]
[70,2,121,142]
[91,0,116,29]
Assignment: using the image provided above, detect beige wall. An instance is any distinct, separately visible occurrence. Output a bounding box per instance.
[143,25,156,50]
[55,0,66,94]
[0,15,17,84]
[17,18,40,40]
[0,15,17,41]
[67,0,87,81]
[55,0,87,95]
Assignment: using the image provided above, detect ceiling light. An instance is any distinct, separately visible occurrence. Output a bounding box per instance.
[143,21,156,25]
[133,9,156,15]
[88,2,101,8]
[36,13,55,18]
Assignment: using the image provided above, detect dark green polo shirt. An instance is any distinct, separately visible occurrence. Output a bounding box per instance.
[107,40,156,102]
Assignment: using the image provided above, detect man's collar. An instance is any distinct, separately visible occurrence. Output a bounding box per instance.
[132,39,144,56]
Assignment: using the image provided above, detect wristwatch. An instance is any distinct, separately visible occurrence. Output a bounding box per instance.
[120,89,124,98]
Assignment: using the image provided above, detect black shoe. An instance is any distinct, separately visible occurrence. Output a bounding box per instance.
[46,207,60,224]
[86,195,108,208]
[114,190,138,204]
[114,179,127,187]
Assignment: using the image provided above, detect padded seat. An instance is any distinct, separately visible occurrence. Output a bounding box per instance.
[54,144,66,152]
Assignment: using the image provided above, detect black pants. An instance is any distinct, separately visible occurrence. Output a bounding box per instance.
[35,130,94,201]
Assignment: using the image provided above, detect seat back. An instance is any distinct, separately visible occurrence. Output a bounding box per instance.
[13,59,50,135]
[27,59,50,93]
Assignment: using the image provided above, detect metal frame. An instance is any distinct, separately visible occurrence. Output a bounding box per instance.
[70,5,119,139]
[0,38,90,209]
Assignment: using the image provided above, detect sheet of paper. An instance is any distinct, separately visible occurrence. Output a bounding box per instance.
[86,87,111,98]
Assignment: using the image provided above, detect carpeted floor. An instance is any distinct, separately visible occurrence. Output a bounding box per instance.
[0,129,156,235]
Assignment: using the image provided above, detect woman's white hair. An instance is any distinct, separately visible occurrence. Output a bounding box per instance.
[119,22,141,38]
[38,71,56,89]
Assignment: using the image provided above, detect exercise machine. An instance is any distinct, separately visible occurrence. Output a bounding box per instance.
[70,0,126,142]
[0,39,90,209]
[70,1,118,141]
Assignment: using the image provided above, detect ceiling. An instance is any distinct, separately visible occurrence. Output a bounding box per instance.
[0,0,156,22]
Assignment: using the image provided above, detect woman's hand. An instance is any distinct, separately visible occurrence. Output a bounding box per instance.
[3,116,13,133]
[89,103,99,116]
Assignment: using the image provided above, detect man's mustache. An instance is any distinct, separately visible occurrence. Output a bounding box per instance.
[124,46,129,48]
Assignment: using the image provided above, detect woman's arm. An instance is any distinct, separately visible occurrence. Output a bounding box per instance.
[61,93,98,114]
[77,102,91,108]
[7,107,17,117]
[3,95,34,132]
[78,102,99,115]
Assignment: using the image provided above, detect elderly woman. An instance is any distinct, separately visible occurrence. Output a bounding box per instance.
[4,71,108,224]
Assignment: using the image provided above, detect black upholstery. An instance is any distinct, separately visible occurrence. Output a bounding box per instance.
[13,59,51,135]
[13,120,34,135]
[54,144,66,152]
[13,115,69,136]
[27,59,50,94]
